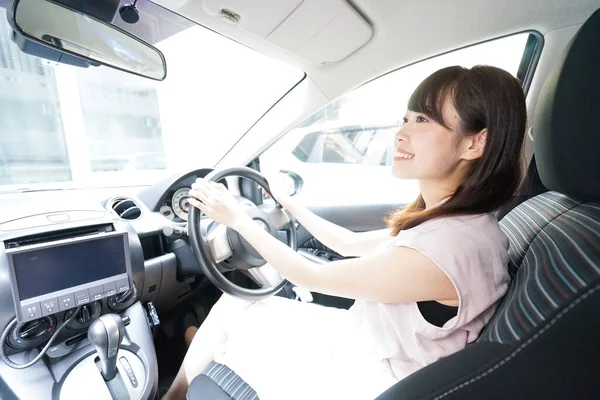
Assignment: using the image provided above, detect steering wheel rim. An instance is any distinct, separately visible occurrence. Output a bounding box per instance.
[188,167,297,301]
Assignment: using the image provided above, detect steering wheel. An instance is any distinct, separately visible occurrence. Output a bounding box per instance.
[188,167,298,301]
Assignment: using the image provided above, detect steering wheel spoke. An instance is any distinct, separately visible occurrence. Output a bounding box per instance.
[244,264,284,287]
[205,220,233,263]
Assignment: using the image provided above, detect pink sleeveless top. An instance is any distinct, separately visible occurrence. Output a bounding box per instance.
[350,213,510,380]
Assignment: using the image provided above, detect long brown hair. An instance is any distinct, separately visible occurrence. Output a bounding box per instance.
[386,65,527,235]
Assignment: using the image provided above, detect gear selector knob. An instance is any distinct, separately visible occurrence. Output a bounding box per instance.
[87,314,125,381]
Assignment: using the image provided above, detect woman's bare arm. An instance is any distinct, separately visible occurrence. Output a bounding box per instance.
[189,179,454,304]
[231,216,457,304]
[283,198,392,257]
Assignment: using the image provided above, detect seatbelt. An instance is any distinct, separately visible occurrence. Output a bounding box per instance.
[520,154,548,199]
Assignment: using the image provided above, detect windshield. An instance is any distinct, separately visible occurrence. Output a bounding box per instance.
[0,1,303,191]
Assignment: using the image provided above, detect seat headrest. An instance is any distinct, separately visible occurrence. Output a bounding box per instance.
[534,8,600,201]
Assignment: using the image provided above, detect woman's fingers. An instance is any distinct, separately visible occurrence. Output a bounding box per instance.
[189,189,209,204]
[189,197,212,215]
[192,179,227,197]
[210,181,228,192]
[189,179,247,227]
[191,180,211,192]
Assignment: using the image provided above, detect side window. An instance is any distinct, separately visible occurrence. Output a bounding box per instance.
[292,124,397,166]
[259,33,534,206]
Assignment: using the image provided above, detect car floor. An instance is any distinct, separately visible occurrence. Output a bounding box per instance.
[155,282,222,398]
[155,325,188,398]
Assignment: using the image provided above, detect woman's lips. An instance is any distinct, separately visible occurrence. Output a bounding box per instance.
[394,149,415,161]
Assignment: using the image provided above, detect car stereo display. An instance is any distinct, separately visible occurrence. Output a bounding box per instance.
[7,231,132,323]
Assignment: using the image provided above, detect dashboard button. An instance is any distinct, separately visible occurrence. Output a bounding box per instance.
[21,303,41,321]
[58,294,75,311]
[116,278,130,294]
[41,298,58,316]
[103,282,117,297]
[90,285,104,301]
[74,289,90,306]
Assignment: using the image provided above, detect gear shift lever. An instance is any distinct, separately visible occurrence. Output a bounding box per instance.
[87,314,126,381]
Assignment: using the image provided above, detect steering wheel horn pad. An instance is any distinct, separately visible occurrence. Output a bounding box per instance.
[226,206,278,269]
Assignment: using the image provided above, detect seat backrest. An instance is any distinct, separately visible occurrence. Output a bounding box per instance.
[377,8,600,400]
[493,154,548,221]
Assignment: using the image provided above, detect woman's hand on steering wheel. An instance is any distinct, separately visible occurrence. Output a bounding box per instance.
[189,178,251,230]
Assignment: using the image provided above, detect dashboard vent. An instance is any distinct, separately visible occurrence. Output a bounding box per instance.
[110,197,142,220]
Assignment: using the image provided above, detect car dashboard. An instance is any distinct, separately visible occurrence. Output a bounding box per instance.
[0,168,220,399]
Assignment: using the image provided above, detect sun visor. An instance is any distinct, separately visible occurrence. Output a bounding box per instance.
[158,0,373,64]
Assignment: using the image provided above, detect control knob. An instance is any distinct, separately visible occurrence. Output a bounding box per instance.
[107,281,138,312]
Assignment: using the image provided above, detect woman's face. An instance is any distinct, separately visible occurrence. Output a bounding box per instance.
[392,100,467,182]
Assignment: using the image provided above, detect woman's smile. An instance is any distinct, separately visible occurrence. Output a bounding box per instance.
[394,149,415,161]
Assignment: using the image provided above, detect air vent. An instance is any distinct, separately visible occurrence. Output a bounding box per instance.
[110,197,142,220]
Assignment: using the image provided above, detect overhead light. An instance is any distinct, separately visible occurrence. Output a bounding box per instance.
[220,9,240,24]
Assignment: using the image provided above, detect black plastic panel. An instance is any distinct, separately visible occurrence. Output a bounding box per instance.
[140,257,163,304]
[154,253,179,311]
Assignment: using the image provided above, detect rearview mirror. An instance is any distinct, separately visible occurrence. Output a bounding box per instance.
[8,0,167,80]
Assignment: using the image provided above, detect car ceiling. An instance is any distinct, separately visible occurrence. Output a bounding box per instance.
[153,0,600,101]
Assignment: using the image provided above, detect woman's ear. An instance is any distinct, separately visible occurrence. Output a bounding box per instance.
[462,129,487,161]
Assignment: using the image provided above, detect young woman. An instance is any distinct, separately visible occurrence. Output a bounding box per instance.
[164,65,527,400]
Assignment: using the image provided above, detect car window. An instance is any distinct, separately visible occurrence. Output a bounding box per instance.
[292,124,397,166]
[134,153,166,170]
[259,33,535,206]
[0,5,302,190]
[91,158,130,172]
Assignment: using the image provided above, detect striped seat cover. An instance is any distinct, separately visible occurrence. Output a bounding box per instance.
[480,191,600,344]
[199,361,259,400]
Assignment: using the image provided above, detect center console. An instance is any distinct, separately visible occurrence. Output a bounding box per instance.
[0,220,159,400]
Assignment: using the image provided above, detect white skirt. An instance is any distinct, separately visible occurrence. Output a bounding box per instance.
[210,295,398,400]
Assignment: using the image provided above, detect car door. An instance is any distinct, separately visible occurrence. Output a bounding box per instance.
[255,32,540,307]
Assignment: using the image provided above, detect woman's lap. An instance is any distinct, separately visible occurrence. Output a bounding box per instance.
[203,294,397,400]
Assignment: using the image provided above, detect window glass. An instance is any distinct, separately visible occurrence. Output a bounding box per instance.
[260,34,532,206]
[0,16,69,185]
[0,4,303,190]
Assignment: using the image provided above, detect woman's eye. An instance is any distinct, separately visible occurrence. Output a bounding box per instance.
[416,116,429,123]
[401,117,408,124]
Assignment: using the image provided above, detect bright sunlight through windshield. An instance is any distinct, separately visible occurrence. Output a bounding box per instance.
[0,7,302,191]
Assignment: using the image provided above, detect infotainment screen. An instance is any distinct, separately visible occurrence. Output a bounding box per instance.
[6,231,132,322]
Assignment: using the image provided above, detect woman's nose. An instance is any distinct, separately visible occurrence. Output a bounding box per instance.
[395,127,408,143]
